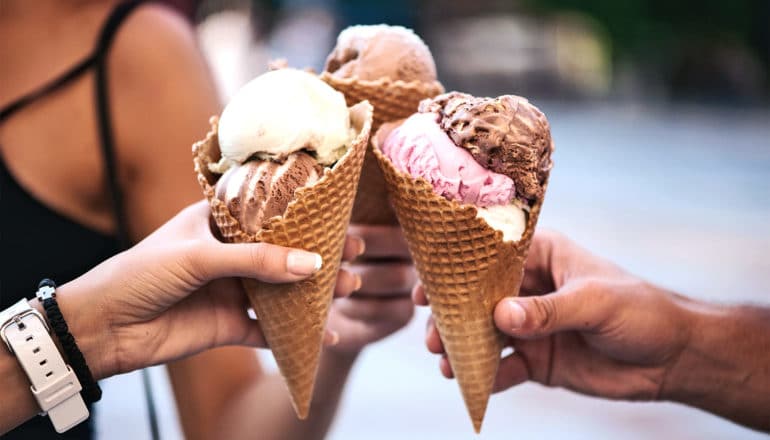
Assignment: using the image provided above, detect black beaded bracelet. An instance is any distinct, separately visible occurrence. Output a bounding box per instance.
[37,279,102,404]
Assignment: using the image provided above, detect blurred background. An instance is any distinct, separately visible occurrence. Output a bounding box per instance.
[96,0,770,438]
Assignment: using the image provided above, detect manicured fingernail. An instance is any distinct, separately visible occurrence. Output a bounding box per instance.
[287,251,322,276]
[325,330,340,346]
[507,299,526,329]
[354,236,366,257]
[353,274,362,292]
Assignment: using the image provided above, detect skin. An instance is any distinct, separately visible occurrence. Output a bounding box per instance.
[417,230,770,432]
[0,1,415,438]
[0,201,362,433]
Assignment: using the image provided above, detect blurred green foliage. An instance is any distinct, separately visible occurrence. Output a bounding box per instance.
[524,0,768,62]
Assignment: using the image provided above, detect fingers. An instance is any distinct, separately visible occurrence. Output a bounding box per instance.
[348,225,410,259]
[494,280,616,339]
[197,241,322,283]
[347,262,417,296]
[184,280,269,349]
[323,329,340,346]
[425,317,444,354]
[492,352,530,393]
[439,355,453,378]
[341,235,366,262]
[520,229,563,295]
[327,299,415,351]
[334,269,362,298]
[411,283,428,306]
[525,229,626,294]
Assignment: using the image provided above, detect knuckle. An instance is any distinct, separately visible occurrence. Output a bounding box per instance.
[181,239,209,280]
[574,277,604,297]
[249,243,272,271]
[529,296,558,334]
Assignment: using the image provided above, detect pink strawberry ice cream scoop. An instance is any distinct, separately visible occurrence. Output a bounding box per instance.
[380,91,554,242]
[381,113,515,207]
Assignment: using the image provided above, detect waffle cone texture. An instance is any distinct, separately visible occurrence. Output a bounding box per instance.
[320,73,444,225]
[372,122,548,433]
[192,101,373,419]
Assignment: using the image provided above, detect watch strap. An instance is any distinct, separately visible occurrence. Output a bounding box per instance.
[1,299,89,433]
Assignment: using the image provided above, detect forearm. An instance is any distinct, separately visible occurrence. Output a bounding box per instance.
[0,326,41,433]
[216,350,358,440]
[662,298,770,431]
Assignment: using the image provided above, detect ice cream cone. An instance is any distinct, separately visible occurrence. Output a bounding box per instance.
[320,73,444,224]
[371,122,548,433]
[193,101,373,418]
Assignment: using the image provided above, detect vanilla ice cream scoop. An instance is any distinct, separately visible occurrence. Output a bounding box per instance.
[213,69,354,172]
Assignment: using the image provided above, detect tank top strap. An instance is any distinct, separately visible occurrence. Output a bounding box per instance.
[93,0,145,250]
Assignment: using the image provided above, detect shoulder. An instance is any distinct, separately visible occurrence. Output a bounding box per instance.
[111,3,212,85]
[106,3,221,166]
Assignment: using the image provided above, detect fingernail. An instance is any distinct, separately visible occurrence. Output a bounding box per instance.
[287,251,322,276]
[354,236,366,257]
[507,299,526,330]
[353,274,362,292]
[325,330,340,346]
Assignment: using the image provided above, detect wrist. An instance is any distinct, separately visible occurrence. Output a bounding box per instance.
[659,296,732,404]
[52,282,113,380]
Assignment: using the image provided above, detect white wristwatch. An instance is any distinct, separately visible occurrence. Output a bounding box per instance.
[0,298,89,433]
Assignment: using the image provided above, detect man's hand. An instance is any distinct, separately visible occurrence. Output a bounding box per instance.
[417,230,693,401]
[418,230,770,432]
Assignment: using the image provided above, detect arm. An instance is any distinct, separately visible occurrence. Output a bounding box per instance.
[419,230,770,432]
[0,202,325,434]
[662,300,770,430]
[0,298,98,434]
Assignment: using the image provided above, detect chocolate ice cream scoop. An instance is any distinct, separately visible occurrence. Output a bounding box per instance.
[324,24,437,83]
[419,92,553,202]
[215,153,322,234]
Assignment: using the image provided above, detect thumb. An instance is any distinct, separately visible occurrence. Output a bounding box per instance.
[196,241,323,283]
[494,280,613,339]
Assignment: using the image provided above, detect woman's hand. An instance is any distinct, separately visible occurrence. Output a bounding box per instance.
[57,201,363,379]
[325,224,417,354]
[417,230,694,401]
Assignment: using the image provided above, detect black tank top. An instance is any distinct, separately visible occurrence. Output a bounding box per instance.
[0,1,143,438]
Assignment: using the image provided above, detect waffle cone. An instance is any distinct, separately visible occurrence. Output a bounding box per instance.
[320,73,444,224]
[192,101,373,418]
[372,122,548,433]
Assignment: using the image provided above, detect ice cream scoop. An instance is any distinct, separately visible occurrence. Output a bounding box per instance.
[381,113,515,207]
[420,92,553,201]
[382,112,528,241]
[213,69,354,172]
[476,204,528,242]
[382,92,554,242]
[214,153,322,234]
[324,24,437,83]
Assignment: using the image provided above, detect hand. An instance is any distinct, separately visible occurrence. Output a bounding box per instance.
[58,201,363,378]
[325,225,417,354]
[417,230,694,401]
